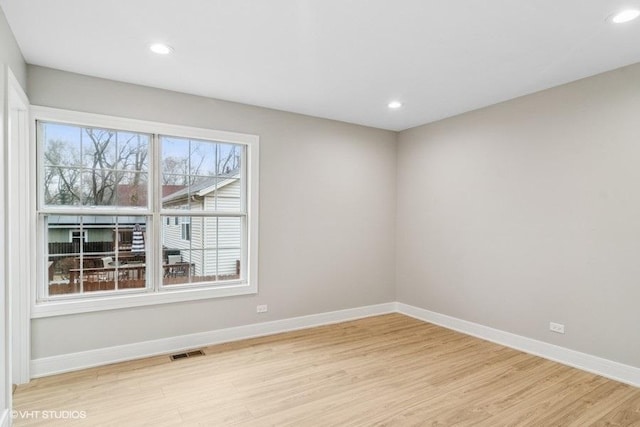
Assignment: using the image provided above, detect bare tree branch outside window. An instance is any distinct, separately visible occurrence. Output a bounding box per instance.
[44,127,149,206]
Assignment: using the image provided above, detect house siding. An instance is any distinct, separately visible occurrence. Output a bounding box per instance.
[47,228,113,243]
[161,180,241,276]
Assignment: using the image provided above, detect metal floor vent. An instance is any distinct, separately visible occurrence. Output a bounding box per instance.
[170,349,205,361]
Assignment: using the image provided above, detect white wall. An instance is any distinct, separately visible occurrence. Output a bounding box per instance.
[397,62,640,369]
[1,4,27,423]
[27,66,397,359]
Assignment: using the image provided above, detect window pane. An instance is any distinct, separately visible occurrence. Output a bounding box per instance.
[190,140,217,176]
[162,248,191,287]
[162,175,242,211]
[161,248,238,285]
[162,174,188,209]
[161,137,189,174]
[190,250,214,283]
[209,176,241,212]
[218,217,242,248]
[217,248,241,281]
[217,143,242,176]
[161,136,243,213]
[82,170,117,206]
[161,215,190,264]
[46,215,147,296]
[47,214,82,296]
[82,127,117,169]
[199,217,218,250]
[44,166,82,206]
[41,122,82,168]
[39,121,150,209]
[116,172,148,207]
[160,215,241,287]
[117,132,150,172]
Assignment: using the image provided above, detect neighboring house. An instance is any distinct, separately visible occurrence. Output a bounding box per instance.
[47,215,144,251]
[47,184,185,250]
[162,172,242,278]
[47,178,241,279]
[47,215,146,289]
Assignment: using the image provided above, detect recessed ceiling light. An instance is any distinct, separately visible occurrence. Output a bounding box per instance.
[610,9,640,23]
[388,101,403,109]
[149,43,173,55]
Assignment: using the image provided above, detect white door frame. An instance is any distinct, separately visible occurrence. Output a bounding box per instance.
[6,67,31,385]
[1,64,11,427]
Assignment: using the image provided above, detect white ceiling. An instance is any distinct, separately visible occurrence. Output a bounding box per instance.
[2,0,640,131]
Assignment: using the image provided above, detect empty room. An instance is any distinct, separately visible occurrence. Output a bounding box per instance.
[1,1,640,426]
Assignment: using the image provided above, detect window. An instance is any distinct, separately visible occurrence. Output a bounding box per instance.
[160,135,245,286]
[34,107,259,315]
[181,221,191,241]
[70,230,87,243]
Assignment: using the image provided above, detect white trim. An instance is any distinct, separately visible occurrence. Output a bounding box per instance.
[30,303,395,378]
[31,283,257,318]
[246,137,259,294]
[28,301,640,387]
[31,106,259,316]
[0,409,9,427]
[1,66,9,427]
[7,67,31,385]
[396,303,640,388]
[31,106,258,145]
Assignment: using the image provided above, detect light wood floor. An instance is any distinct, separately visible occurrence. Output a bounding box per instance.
[13,314,640,426]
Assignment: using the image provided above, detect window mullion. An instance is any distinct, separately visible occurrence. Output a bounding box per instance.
[152,133,161,293]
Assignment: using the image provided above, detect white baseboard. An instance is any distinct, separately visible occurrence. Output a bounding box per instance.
[397,302,640,388]
[0,409,9,427]
[30,301,640,388]
[31,302,396,378]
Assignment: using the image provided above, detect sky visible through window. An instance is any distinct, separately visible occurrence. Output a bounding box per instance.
[42,123,238,172]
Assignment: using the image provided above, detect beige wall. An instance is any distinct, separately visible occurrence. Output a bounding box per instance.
[15,30,640,372]
[397,62,640,368]
[28,66,397,358]
[0,6,26,88]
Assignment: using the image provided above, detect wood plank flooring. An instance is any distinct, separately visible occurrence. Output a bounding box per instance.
[12,314,640,426]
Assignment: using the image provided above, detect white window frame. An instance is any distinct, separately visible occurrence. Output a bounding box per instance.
[31,106,259,318]
[69,230,88,243]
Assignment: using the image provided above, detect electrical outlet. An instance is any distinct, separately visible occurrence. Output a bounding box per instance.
[549,322,565,334]
[256,304,268,313]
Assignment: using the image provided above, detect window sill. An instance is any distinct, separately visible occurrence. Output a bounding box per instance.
[31,282,257,318]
